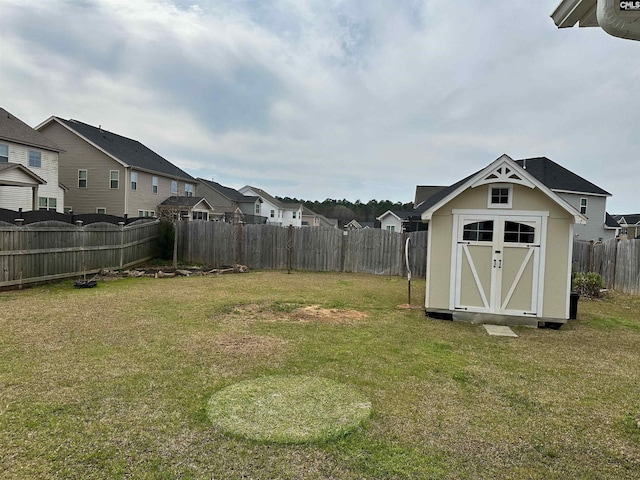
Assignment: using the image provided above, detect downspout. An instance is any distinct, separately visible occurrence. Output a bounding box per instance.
[597,0,640,40]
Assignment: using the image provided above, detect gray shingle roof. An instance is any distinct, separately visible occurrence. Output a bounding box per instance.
[198,178,258,203]
[55,118,193,180]
[515,157,610,196]
[159,196,207,208]
[0,108,62,152]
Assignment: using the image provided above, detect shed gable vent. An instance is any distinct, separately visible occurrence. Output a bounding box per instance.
[472,161,534,189]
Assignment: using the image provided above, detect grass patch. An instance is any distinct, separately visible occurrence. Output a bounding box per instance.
[206,375,371,443]
[1,272,639,479]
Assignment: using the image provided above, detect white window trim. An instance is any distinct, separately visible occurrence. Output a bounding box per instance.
[580,197,588,215]
[28,150,42,168]
[78,169,88,188]
[152,176,158,194]
[110,170,119,189]
[131,172,138,191]
[96,207,107,214]
[488,184,513,209]
[171,180,178,194]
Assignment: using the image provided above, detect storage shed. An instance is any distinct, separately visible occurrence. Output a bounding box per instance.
[420,155,586,327]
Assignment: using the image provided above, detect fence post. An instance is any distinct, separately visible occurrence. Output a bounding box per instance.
[611,237,620,291]
[287,225,293,274]
[589,240,594,272]
[340,229,348,273]
[119,221,125,268]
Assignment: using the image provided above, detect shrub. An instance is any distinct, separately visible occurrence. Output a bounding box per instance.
[157,218,175,260]
[572,272,605,298]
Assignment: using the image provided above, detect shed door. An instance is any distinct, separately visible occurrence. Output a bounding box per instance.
[453,215,542,316]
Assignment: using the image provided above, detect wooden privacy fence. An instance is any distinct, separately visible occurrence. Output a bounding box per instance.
[0,219,159,288]
[177,221,428,277]
[573,238,640,295]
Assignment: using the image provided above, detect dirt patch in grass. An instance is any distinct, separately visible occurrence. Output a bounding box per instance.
[225,303,368,325]
[292,305,368,324]
[214,333,288,356]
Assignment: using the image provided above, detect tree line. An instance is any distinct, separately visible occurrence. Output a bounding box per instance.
[277,197,415,225]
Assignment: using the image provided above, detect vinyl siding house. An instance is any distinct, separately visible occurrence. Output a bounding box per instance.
[35,117,195,217]
[0,107,65,212]
[377,210,428,232]
[158,196,215,221]
[238,185,303,227]
[514,157,614,242]
[196,178,264,223]
[301,207,338,228]
[420,154,587,328]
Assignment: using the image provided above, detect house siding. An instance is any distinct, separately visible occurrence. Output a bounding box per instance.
[196,183,234,214]
[557,192,613,241]
[0,142,64,212]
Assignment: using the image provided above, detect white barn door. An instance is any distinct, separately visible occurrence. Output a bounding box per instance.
[453,214,543,317]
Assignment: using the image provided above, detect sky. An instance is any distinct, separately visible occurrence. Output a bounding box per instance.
[1,0,638,213]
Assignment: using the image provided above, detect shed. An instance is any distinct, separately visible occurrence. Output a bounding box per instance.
[420,154,586,327]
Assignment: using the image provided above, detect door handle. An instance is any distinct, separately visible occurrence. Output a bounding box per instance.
[493,259,496,268]
[498,260,502,268]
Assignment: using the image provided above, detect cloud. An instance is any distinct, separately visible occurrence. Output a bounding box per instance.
[1,0,638,211]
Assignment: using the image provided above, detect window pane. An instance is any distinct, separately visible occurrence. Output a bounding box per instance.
[463,221,494,242]
[504,221,535,243]
[79,170,87,188]
[28,150,41,168]
[0,144,8,162]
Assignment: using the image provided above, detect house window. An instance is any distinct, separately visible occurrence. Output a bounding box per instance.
[489,185,511,208]
[270,210,275,218]
[38,197,57,211]
[504,221,535,244]
[192,211,208,220]
[255,203,260,214]
[185,184,194,197]
[386,225,395,232]
[463,221,494,242]
[131,172,137,190]
[64,207,72,214]
[0,144,8,162]
[78,170,87,188]
[28,150,41,168]
[152,176,158,194]
[110,170,119,189]
[171,180,178,194]
[138,209,155,217]
[96,207,106,214]
[580,198,587,215]
[293,211,297,219]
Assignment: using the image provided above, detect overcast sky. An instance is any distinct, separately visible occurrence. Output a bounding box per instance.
[1,0,638,213]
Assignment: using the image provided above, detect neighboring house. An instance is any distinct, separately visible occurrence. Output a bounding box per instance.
[302,207,338,228]
[345,219,375,229]
[513,157,614,241]
[414,185,446,209]
[35,117,195,217]
[196,178,264,223]
[0,107,65,212]
[158,196,215,221]
[377,210,427,232]
[613,214,640,239]
[238,185,303,227]
[420,154,587,328]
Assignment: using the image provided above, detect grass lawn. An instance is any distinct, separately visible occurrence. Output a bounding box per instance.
[1,271,639,479]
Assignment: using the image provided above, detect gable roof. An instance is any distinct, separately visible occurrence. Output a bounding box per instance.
[414,185,447,208]
[158,196,213,210]
[0,162,47,186]
[420,154,587,224]
[377,210,422,222]
[240,185,302,210]
[197,178,258,203]
[514,157,610,196]
[37,117,193,181]
[605,213,621,229]
[0,108,62,153]
[613,214,640,226]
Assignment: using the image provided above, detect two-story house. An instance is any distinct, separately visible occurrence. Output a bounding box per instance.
[238,185,303,227]
[196,178,264,223]
[35,117,195,217]
[514,157,615,242]
[0,107,65,212]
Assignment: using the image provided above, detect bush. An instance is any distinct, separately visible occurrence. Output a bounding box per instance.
[157,219,175,260]
[572,272,605,298]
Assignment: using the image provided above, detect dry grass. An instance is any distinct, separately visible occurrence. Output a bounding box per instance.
[0,272,638,479]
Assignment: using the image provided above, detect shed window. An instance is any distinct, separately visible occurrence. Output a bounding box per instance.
[463,221,494,242]
[504,221,535,244]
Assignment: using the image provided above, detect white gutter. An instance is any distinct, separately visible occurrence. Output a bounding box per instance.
[597,0,640,40]
[552,0,640,40]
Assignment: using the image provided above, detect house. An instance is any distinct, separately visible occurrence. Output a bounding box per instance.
[420,154,587,328]
[158,196,215,221]
[344,219,375,229]
[377,210,427,233]
[238,185,303,227]
[35,117,195,217]
[0,107,65,212]
[514,157,614,241]
[612,214,640,239]
[414,185,446,209]
[196,178,264,223]
[302,207,338,228]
